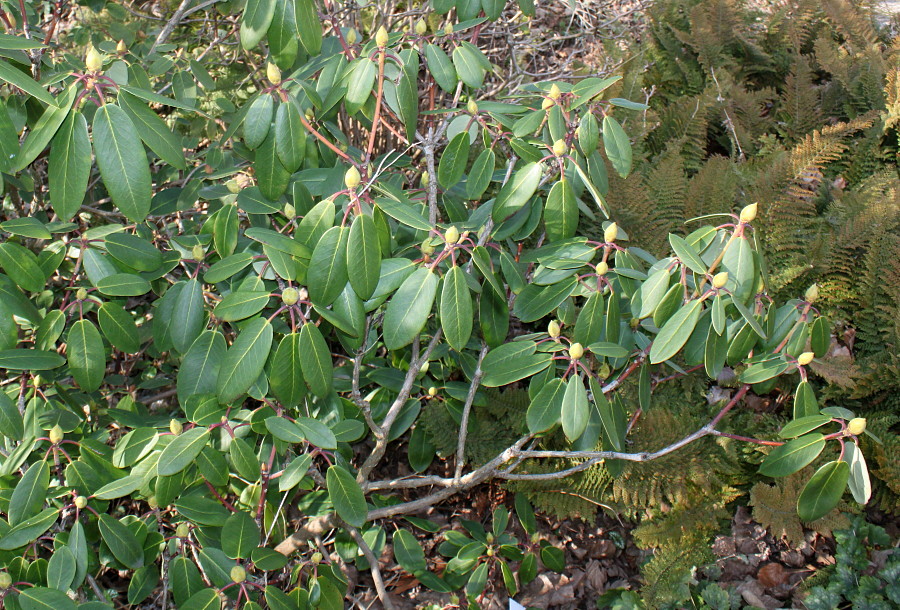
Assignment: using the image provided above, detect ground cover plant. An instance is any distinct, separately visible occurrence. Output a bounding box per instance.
[0,0,891,607]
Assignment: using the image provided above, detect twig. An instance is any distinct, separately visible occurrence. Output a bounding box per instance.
[149,0,194,55]
[348,526,395,610]
[454,343,488,479]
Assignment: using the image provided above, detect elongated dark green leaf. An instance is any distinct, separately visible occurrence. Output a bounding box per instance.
[221,511,259,559]
[0,59,57,106]
[294,0,323,55]
[639,268,671,319]
[158,428,210,476]
[270,333,306,406]
[561,375,589,441]
[214,291,269,322]
[440,266,473,351]
[204,253,255,283]
[96,273,151,296]
[452,44,485,88]
[842,442,871,505]
[544,178,578,241]
[383,267,439,350]
[602,115,631,177]
[481,341,552,387]
[98,514,144,568]
[17,587,77,610]
[740,357,788,384]
[243,95,274,150]
[798,460,849,522]
[0,349,64,370]
[217,317,273,403]
[93,474,143,500]
[48,110,91,220]
[105,233,162,271]
[438,131,471,189]
[268,0,299,68]
[0,508,59,550]
[649,299,702,364]
[9,460,49,525]
[182,589,221,609]
[347,213,380,300]
[759,433,826,477]
[296,417,337,450]
[526,378,566,433]
[810,317,829,358]
[375,197,431,231]
[256,129,291,200]
[177,330,226,404]
[118,91,186,169]
[14,85,75,172]
[326,465,367,527]
[0,242,45,292]
[98,302,140,353]
[67,319,104,391]
[241,0,276,49]
[668,234,707,275]
[93,104,151,222]
[308,226,349,306]
[730,297,766,339]
[467,148,495,200]
[393,529,427,575]
[0,389,24,440]
[794,380,818,419]
[345,58,376,111]
[779,415,832,439]
[265,417,306,443]
[512,275,578,323]
[493,162,543,221]
[47,546,76,591]
[299,322,333,397]
[425,44,458,92]
[274,100,306,171]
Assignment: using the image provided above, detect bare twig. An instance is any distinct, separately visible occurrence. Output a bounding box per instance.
[148,0,194,55]
[454,343,489,479]
[348,526,395,610]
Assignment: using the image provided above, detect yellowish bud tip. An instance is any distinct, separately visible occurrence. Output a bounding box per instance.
[467,99,478,114]
[375,26,389,48]
[421,239,435,255]
[85,45,103,72]
[311,552,324,564]
[49,425,63,445]
[297,287,309,302]
[283,203,296,220]
[344,166,361,189]
[281,287,299,306]
[548,84,562,100]
[427,386,438,397]
[444,226,460,245]
[444,23,454,35]
[0,572,11,590]
[805,283,819,303]
[542,97,554,110]
[74,495,87,509]
[418,361,429,375]
[421,171,430,187]
[604,222,618,243]
[116,40,127,54]
[415,19,428,35]
[176,523,190,538]
[305,108,315,121]
[595,261,609,276]
[191,245,205,261]
[569,343,584,360]
[169,419,183,436]
[266,62,282,85]
[225,178,241,194]
[76,287,88,301]
[739,202,758,223]
[230,566,246,583]
[712,272,729,289]
[847,417,866,436]
[548,320,561,339]
[796,352,815,366]
[552,139,567,157]
[346,28,358,45]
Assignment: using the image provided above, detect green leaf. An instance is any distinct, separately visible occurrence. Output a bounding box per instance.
[274,100,306,171]
[452,44,486,88]
[425,44,457,92]
[810,317,829,357]
[842,442,871,505]
[493,162,543,221]
[0,349,65,370]
[93,104,152,222]
[294,0,323,55]
[393,529,427,575]
[214,291,269,322]
[326,465,367,527]
[98,513,144,568]
[526,378,565,433]
[797,460,849,522]
[759,433,826,477]
[668,234,707,275]
[649,299,703,364]
[92,475,143,500]
[467,148,495,200]
[544,178,578,241]
[0,388,24,440]
[730,297,766,339]
[177,330,226,404]
[0,508,59,550]
[512,275,578,323]
[347,213,381,300]
[158,428,210,476]
[182,589,222,610]
[241,0,276,50]
[256,129,291,200]
[561,374,589,441]
[67,319,105,391]
[779,415,832,439]
[47,546,76,591]
[639,268,671,319]
[270,333,306,407]
[374,196,432,231]
[0,59,57,106]
[204,253,255,283]
[112,427,158,468]
[298,322,333,397]
[440,266,473,351]
[0,34,47,50]
[221,511,260,559]
[739,357,788,384]
[296,417,337,450]
[265,417,306,443]
[481,341,552,387]
[118,91,185,169]
[438,131,471,189]
[308,226,349,306]
[128,565,158,604]
[383,267,439,351]
[9,460,49,525]
[96,273,151,296]
[105,233,162,272]
[216,317,273,403]
[0,242,45,292]
[243,94,274,150]
[48,110,91,220]
[0,217,51,239]
[794,380,819,419]
[345,58,377,111]
[17,587,77,610]
[98,302,141,353]
[602,115,632,177]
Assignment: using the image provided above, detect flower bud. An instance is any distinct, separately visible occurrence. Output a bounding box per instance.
[598,362,611,378]
[847,417,866,436]
[375,26,389,48]
[548,84,561,100]
[569,342,584,360]
[344,166,361,189]
[467,99,478,114]
[418,361,429,376]
[415,19,428,35]
[176,523,190,538]
[796,352,814,366]
[85,45,102,72]
[147,496,158,509]
[542,97,554,110]
[49,425,63,445]
[311,552,324,564]
[225,179,241,193]
[305,108,315,121]
[282,287,299,306]
[444,23,454,35]
[548,320,561,339]
[0,572,11,590]
[486,547,495,556]
[266,62,282,84]
[76,287,88,301]
[712,272,729,289]
[283,203,296,219]
[805,283,819,303]
[421,171,430,187]
[595,262,609,276]
[604,223,618,243]
[444,225,460,245]
[346,28,358,45]
[169,419,183,436]
[191,245,205,261]
[552,139,567,157]
[428,386,437,397]
[230,566,246,583]
[74,495,87,509]
[739,203,758,223]
[116,40,127,55]
[297,287,309,302]
[421,239,435,255]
